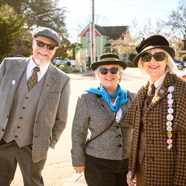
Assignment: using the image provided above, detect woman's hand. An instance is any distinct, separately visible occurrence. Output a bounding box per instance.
[127,171,136,186]
[74,166,85,174]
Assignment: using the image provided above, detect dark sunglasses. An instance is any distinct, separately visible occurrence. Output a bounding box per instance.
[35,40,56,50]
[99,68,119,75]
[141,52,166,62]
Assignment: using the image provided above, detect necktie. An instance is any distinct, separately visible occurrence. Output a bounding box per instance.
[147,84,155,106]
[27,66,40,91]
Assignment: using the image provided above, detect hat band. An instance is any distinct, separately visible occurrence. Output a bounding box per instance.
[99,57,119,62]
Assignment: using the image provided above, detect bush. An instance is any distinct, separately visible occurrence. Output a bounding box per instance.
[182,54,186,61]
[129,52,137,62]
[127,62,135,67]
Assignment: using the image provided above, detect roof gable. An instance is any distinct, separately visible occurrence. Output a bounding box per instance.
[79,24,129,40]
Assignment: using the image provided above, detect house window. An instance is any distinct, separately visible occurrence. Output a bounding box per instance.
[86,32,90,43]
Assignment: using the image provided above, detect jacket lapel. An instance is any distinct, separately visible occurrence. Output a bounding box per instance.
[147,72,176,111]
[36,64,57,115]
[97,96,115,121]
[8,58,30,111]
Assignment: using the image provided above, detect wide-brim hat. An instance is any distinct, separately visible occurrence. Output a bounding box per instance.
[133,34,175,67]
[91,53,127,71]
[32,27,61,46]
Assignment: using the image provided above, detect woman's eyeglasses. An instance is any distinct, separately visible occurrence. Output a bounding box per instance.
[141,52,166,62]
[99,68,119,75]
[35,40,56,50]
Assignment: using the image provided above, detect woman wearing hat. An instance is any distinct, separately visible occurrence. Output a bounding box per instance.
[71,53,136,186]
[126,34,186,186]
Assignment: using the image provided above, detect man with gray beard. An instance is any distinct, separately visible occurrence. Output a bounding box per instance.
[0,27,70,186]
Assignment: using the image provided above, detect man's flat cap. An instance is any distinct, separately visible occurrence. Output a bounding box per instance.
[32,27,61,46]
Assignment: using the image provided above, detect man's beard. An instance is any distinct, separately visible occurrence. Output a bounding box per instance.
[35,52,50,66]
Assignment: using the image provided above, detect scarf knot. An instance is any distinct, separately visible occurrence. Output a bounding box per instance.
[84,84,128,113]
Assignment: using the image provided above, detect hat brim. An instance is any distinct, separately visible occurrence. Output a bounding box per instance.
[91,60,127,71]
[133,45,175,67]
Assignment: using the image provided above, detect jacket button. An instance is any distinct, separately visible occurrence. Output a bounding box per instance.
[149,157,153,162]
[2,129,4,132]
[26,97,29,99]
[23,107,25,109]
[7,115,9,118]
[17,126,20,129]
[15,135,18,138]
[148,121,152,125]
[20,117,23,119]
[118,144,122,147]
[117,135,121,138]
[148,139,153,144]
[115,126,120,128]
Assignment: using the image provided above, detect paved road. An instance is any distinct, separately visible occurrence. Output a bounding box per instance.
[11,68,184,186]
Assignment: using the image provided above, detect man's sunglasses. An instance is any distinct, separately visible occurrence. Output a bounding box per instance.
[141,52,166,62]
[99,68,119,75]
[35,40,56,50]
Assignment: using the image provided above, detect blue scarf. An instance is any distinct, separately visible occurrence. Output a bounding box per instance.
[84,84,128,113]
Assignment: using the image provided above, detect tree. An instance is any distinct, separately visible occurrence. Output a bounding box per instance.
[0,5,25,60]
[0,0,68,38]
[165,0,186,39]
[112,18,184,59]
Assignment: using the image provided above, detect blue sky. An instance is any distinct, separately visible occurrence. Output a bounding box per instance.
[59,0,180,43]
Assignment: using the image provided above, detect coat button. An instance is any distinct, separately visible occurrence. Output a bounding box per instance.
[148,140,153,144]
[117,135,121,138]
[26,97,29,99]
[2,129,4,132]
[20,117,23,119]
[15,135,18,138]
[118,144,122,147]
[115,126,120,128]
[7,115,9,118]
[23,107,26,109]
[148,121,152,125]
[17,126,20,129]
[149,157,153,162]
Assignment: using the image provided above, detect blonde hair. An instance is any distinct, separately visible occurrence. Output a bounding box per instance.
[95,65,124,83]
[138,48,177,75]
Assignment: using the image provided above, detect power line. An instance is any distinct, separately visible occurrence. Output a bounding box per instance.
[104,0,170,13]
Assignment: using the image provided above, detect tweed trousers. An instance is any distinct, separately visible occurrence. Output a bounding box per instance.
[0,140,46,186]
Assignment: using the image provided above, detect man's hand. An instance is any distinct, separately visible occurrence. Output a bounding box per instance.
[74,166,85,174]
[127,171,136,186]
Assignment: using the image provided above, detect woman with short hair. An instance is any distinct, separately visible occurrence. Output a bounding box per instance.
[71,53,136,186]
[126,34,186,186]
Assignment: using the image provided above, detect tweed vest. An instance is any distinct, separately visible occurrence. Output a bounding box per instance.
[3,69,46,147]
[138,98,148,164]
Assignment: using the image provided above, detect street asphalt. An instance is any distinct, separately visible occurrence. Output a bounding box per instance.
[10,68,184,186]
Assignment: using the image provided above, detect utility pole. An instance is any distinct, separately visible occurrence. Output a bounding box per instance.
[92,0,95,63]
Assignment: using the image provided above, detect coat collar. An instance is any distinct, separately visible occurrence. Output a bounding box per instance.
[136,72,176,111]
[96,94,128,121]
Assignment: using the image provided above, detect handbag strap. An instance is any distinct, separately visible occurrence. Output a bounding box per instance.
[85,113,117,145]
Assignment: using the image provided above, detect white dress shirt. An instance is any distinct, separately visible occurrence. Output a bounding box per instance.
[147,71,167,95]
[26,57,50,81]
[112,96,122,122]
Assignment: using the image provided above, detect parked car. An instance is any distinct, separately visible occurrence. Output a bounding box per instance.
[69,60,76,67]
[174,58,186,70]
[53,57,64,67]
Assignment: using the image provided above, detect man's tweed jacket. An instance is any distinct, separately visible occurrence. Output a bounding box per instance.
[71,90,136,167]
[0,57,70,163]
[124,72,186,186]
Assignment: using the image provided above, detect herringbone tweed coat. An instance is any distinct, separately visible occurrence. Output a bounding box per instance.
[124,72,186,186]
[0,57,70,163]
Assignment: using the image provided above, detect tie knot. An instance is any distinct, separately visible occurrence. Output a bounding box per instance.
[33,66,40,73]
[150,84,155,95]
